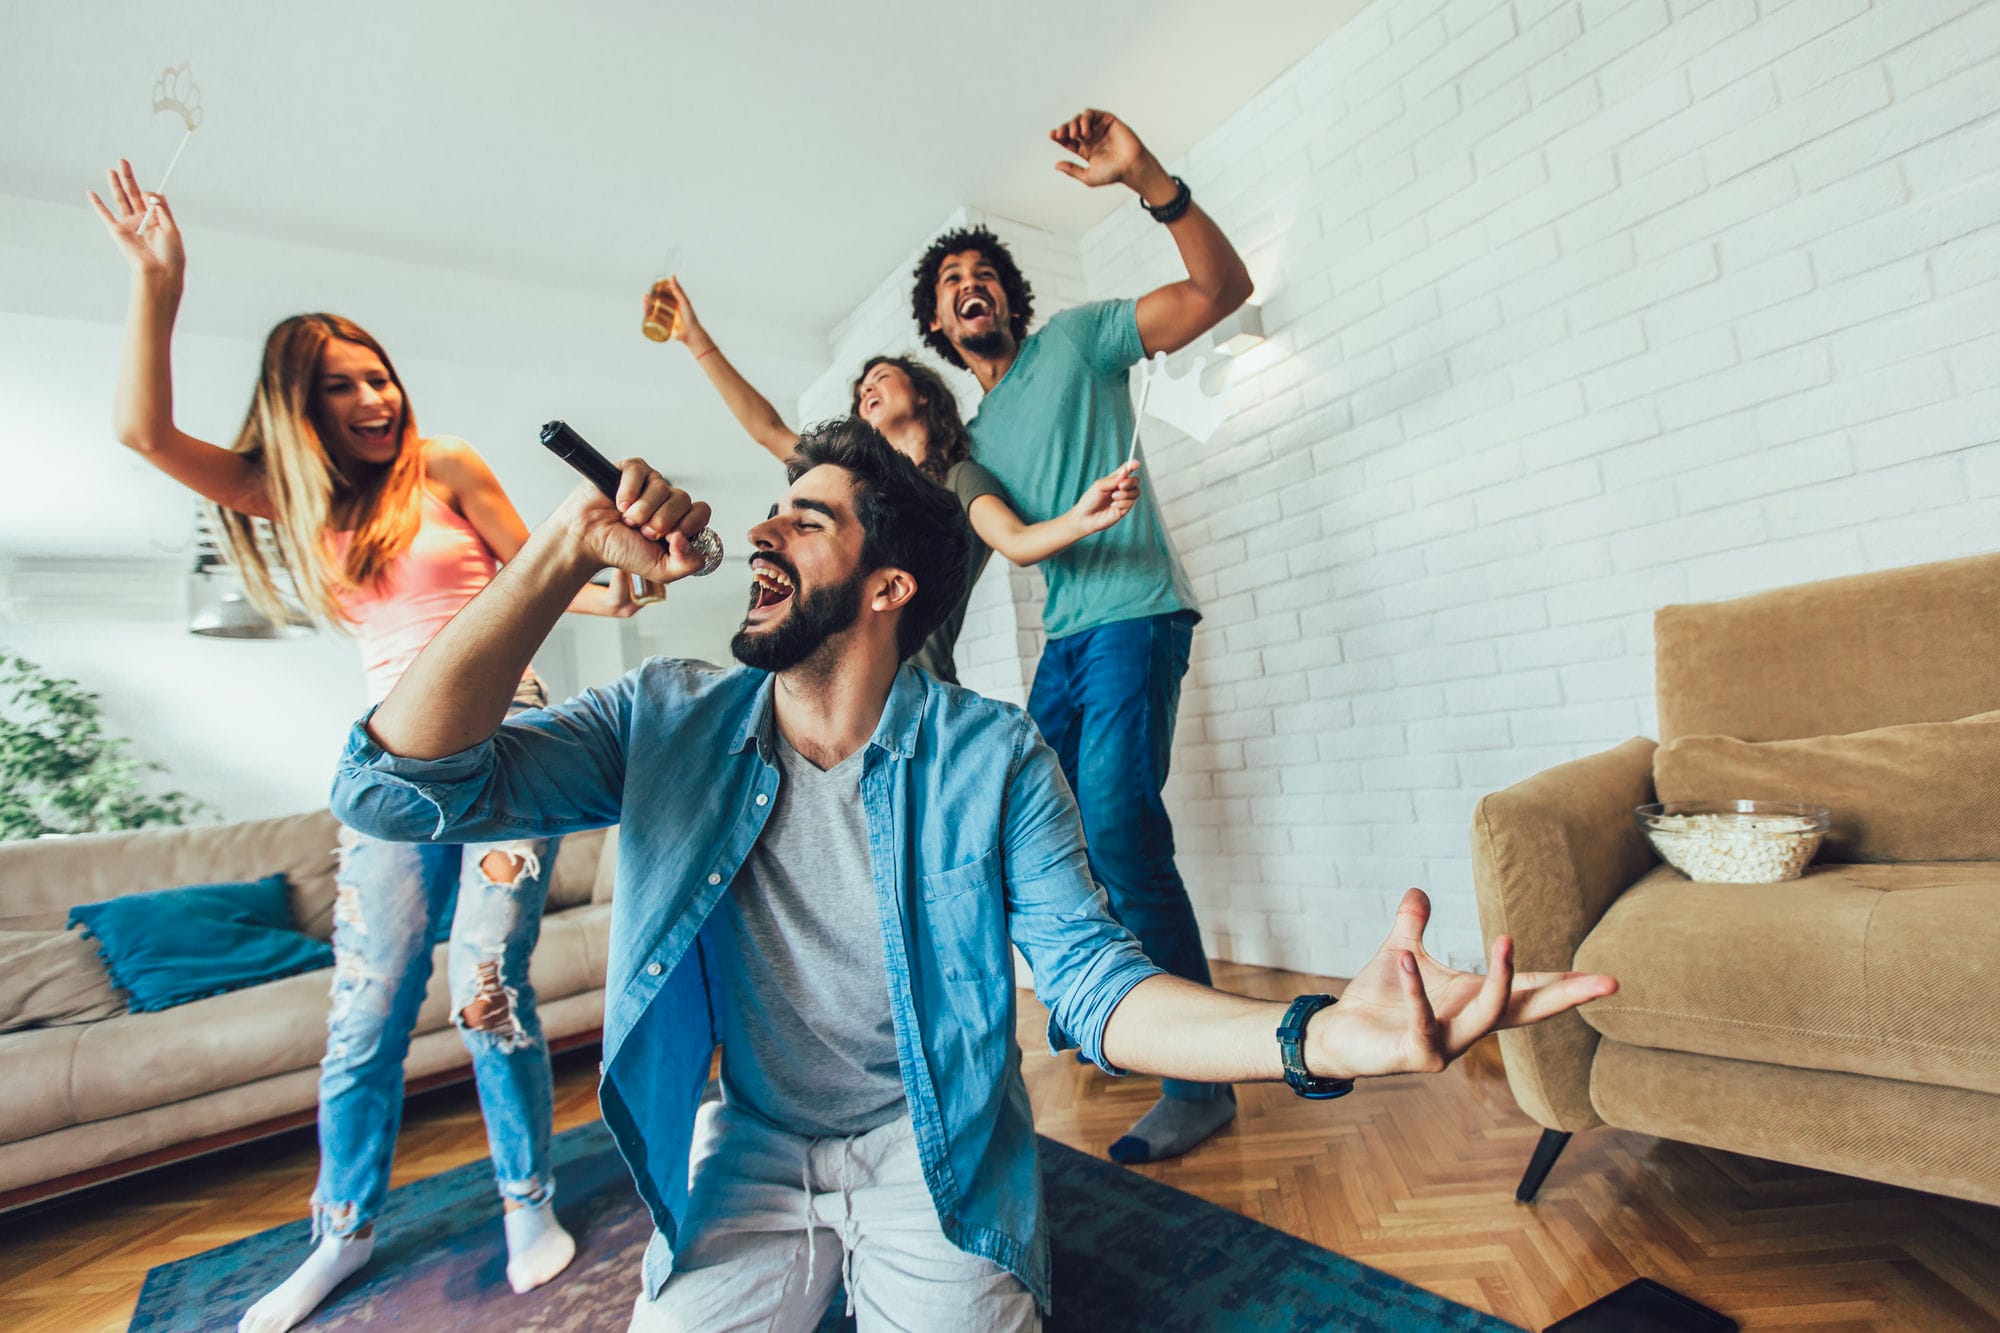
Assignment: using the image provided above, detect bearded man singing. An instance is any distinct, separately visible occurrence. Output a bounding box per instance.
[331,418,1616,1330]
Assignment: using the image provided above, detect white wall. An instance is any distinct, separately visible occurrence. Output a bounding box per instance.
[0,188,828,827]
[0,563,362,821]
[806,0,2000,979]
[0,561,645,823]
[1071,0,2000,976]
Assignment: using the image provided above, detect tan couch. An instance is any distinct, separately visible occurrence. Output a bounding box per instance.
[1471,552,2000,1206]
[0,811,616,1208]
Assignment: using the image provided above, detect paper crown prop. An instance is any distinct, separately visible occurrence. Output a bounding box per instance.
[137,62,202,234]
[1135,350,1234,446]
[152,63,203,131]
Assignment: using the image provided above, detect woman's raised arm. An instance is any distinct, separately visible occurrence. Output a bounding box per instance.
[88,159,273,519]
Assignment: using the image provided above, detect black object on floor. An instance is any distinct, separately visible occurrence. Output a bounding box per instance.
[1543,1277,1738,1332]
[1516,1126,1573,1202]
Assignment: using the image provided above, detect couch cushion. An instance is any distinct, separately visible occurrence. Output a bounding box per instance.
[0,989,612,1199]
[592,826,620,904]
[1574,863,2000,1095]
[0,810,342,939]
[0,902,610,1145]
[1653,550,2000,744]
[1654,711,2000,862]
[1589,1041,2000,1208]
[547,828,606,912]
[0,929,125,1031]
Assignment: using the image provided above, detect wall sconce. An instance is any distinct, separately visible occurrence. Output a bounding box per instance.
[1210,303,1264,356]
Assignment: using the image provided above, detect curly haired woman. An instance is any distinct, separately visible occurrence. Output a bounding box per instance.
[648,277,1139,685]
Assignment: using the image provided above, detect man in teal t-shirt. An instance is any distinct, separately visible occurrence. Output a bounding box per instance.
[911,107,1255,1164]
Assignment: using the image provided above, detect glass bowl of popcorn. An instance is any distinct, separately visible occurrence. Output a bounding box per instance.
[1635,801,1832,884]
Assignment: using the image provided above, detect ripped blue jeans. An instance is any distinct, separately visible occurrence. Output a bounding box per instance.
[316,688,562,1240]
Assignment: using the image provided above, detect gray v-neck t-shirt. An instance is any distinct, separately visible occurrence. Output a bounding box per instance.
[716,726,905,1138]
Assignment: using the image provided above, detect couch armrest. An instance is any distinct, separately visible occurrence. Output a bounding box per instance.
[1471,736,1658,1133]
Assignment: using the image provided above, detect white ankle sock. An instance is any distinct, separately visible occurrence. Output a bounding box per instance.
[238,1230,375,1333]
[503,1199,576,1294]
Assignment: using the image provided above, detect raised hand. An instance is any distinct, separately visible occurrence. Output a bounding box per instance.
[658,276,711,350]
[1308,889,1617,1080]
[557,459,714,586]
[87,159,184,284]
[1069,460,1142,535]
[1050,109,1149,190]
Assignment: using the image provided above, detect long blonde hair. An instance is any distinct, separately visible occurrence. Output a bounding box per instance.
[208,314,424,627]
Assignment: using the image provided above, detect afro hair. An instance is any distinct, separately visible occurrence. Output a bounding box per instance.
[910,226,1034,370]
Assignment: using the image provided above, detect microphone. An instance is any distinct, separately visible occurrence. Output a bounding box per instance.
[538,420,724,585]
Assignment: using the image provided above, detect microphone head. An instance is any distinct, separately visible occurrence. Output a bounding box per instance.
[689,527,725,577]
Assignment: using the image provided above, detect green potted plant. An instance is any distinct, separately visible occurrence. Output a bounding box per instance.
[0,653,213,842]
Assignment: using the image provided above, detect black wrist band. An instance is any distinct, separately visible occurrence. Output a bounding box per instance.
[1142,175,1192,224]
[1277,994,1356,1100]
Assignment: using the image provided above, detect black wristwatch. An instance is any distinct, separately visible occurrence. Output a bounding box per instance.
[1277,994,1355,1100]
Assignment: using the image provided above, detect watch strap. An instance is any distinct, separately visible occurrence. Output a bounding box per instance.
[1141,175,1193,224]
[1277,993,1356,1100]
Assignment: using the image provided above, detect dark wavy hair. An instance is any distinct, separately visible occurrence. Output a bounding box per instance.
[848,355,972,484]
[910,226,1034,371]
[787,418,971,662]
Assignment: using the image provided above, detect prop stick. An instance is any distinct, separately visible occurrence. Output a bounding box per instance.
[139,63,203,235]
[1127,353,1162,464]
[137,130,191,233]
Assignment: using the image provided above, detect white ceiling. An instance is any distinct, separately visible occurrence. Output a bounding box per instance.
[3,0,1359,334]
[0,0,1364,575]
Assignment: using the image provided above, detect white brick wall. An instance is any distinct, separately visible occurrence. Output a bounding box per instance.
[1068,0,2000,977]
[803,0,2000,980]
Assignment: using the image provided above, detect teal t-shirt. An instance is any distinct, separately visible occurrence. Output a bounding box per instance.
[965,299,1200,639]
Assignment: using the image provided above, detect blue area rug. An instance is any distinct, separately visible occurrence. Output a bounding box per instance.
[134,1120,1516,1331]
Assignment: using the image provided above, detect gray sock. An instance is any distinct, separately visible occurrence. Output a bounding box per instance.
[1108,1090,1236,1164]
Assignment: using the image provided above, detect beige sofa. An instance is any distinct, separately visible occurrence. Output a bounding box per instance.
[1471,553,2000,1207]
[0,811,615,1209]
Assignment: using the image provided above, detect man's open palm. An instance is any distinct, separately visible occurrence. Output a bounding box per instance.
[1050,109,1143,189]
[1309,889,1617,1080]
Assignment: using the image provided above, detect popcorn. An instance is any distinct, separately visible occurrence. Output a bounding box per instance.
[1643,811,1825,884]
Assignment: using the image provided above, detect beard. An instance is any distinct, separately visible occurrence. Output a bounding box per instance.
[959,327,1008,359]
[730,568,867,673]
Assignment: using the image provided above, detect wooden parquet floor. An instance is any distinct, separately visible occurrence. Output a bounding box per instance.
[0,1055,608,1333]
[1027,962,2000,1331]
[2,961,1996,1330]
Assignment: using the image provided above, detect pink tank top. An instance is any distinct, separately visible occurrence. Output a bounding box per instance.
[331,487,532,704]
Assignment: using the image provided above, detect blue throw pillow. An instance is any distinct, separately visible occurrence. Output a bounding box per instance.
[68,875,333,1013]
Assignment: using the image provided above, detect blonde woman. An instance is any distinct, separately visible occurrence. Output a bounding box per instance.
[89,160,636,1332]
[655,277,1141,686]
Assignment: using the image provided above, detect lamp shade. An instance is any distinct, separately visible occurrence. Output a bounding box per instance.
[186,508,314,640]
[188,571,314,639]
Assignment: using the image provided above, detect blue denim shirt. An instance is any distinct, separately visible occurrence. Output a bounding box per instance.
[329,659,1162,1310]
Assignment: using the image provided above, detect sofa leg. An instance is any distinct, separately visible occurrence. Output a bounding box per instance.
[1515,1128,1572,1203]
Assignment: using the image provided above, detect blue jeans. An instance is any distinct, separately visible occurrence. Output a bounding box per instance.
[316,691,562,1238]
[1027,610,1218,1103]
